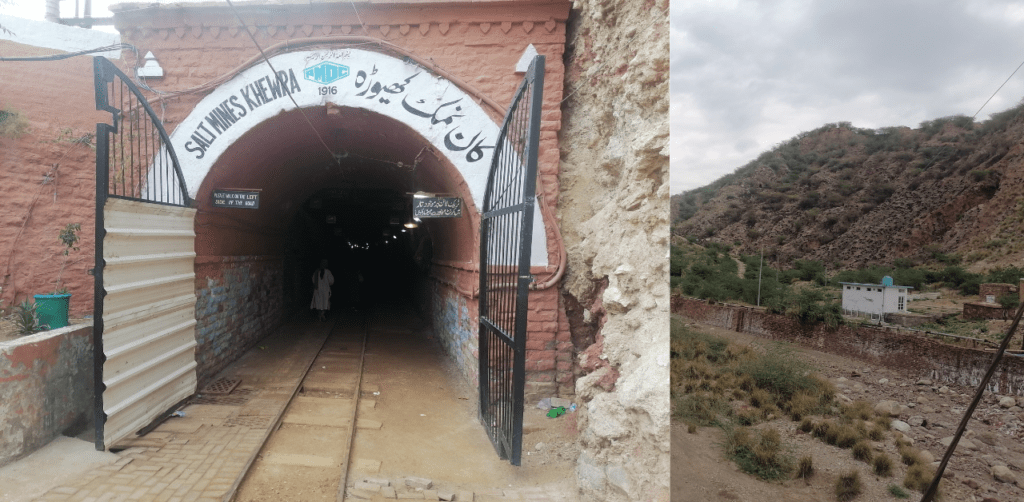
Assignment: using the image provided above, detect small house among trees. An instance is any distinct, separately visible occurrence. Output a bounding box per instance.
[839,275,912,320]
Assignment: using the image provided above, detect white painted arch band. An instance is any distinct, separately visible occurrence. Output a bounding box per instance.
[167,48,548,266]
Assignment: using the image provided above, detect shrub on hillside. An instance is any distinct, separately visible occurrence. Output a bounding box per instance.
[724,425,794,481]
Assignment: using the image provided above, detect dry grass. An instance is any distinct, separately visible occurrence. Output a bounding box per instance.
[852,440,873,463]
[797,455,814,480]
[873,453,894,476]
[835,470,863,501]
[903,463,938,493]
[724,425,794,481]
[670,318,902,485]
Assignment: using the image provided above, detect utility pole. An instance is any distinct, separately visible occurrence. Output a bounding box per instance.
[757,247,764,307]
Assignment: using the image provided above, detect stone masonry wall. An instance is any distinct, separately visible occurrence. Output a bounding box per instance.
[558,0,671,500]
[674,296,1024,397]
[0,324,93,468]
[432,279,479,386]
[194,256,283,387]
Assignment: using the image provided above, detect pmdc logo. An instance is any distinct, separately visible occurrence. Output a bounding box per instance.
[304,62,349,84]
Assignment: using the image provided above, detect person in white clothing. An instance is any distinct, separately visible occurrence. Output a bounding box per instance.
[311,259,334,321]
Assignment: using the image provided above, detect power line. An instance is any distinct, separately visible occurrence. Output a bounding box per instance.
[972,57,1024,120]
[224,0,341,167]
[0,43,133,61]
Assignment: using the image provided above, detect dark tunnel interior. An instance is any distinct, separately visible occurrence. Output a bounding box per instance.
[192,105,478,319]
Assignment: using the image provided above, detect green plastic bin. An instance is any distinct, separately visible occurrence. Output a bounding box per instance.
[33,293,71,330]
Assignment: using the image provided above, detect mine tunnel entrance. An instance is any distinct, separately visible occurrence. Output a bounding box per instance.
[193,103,479,353]
[95,49,555,462]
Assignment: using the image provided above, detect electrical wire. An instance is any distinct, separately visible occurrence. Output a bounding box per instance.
[0,43,134,61]
[349,1,371,37]
[224,0,341,167]
[973,57,1024,120]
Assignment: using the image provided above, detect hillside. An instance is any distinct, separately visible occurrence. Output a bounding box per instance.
[672,103,1024,271]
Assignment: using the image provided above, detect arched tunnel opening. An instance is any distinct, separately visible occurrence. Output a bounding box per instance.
[189,103,483,384]
[285,186,423,313]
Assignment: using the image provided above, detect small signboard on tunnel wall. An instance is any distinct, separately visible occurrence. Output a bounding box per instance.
[413,197,462,218]
[212,189,260,209]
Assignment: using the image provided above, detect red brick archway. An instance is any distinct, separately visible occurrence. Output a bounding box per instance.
[111,0,574,398]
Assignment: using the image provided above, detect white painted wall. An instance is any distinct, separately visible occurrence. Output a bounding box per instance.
[841,283,909,316]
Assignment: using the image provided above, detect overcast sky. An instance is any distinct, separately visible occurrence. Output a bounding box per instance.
[671,0,1024,194]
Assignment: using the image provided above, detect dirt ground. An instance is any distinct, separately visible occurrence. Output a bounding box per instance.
[673,319,1024,502]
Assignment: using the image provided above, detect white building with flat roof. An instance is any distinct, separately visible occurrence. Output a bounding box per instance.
[839,276,912,320]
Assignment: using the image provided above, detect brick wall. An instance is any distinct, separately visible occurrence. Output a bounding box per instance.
[114,1,570,269]
[429,263,572,400]
[194,256,284,386]
[0,324,93,467]
[673,296,1024,396]
[0,40,105,315]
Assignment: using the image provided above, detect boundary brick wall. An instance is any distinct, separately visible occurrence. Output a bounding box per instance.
[963,302,1011,321]
[194,256,284,386]
[0,40,105,315]
[673,296,1024,397]
[0,324,93,467]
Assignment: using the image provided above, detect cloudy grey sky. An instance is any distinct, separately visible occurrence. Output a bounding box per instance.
[671,0,1024,194]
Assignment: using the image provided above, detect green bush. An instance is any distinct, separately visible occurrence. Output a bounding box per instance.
[14,300,41,335]
[888,484,910,498]
[986,265,1024,284]
[788,288,844,328]
[998,294,1019,311]
[738,344,815,400]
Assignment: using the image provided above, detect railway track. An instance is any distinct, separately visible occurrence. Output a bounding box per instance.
[232,313,368,502]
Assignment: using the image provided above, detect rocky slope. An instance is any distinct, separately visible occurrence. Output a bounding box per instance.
[673,107,1024,272]
[559,0,670,500]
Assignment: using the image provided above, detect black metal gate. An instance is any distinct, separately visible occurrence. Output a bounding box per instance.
[93,56,198,450]
[478,55,544,465]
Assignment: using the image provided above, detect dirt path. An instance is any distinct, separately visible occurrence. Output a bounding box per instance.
[674,319,1024,502]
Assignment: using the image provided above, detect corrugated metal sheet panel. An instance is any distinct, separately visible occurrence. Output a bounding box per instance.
[102,198,197,448]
